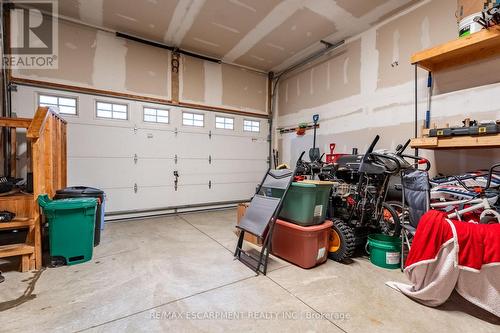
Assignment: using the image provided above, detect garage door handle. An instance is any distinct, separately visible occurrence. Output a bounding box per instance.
[174,171,179,191]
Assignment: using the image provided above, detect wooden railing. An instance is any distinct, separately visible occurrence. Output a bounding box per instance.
[0,106,67,271]
[27,106,67,199]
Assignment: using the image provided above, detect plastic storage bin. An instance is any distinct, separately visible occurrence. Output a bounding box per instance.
[54,186,105,246]
[271,219,333,269]
[268,180,333,226]
[38,194,97,266]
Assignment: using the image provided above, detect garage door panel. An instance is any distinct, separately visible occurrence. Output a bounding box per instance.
[135,159,175,185]
[68,124,134,157]
[132,187,178,210]
[211,160,268,174]
[210,183,257,202]
[104,188,137,212]
[176,131,211,157]
[176,185,213,206]
[209,171,263,184]
[211,136,268,159]
[68,158,135,188]
[133,129,177,157]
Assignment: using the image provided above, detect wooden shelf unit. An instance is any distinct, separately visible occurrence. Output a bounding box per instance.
[412,25,500,72]
[0,107,67,272]
[411,134,500,150]
[410,25,500,150]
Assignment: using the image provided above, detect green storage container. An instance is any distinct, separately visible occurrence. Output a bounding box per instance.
[268,181,333,226]
[38,194,97,266]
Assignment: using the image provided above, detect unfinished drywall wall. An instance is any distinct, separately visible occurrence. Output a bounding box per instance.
[221,65,267,112]
[179,58,268,114]
[180,55,205,103]
[278,38,361,116]
[276,0,500,176]
[124,40,170,97]
[12,19,171,100]
[11,17,269,114]
[376,0,456,88]
[15,18,97,86]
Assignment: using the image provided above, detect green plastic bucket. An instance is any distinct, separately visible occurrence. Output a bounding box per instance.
[366,234,401,269]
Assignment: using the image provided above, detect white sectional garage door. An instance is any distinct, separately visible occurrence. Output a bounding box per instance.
[12,85,269,216]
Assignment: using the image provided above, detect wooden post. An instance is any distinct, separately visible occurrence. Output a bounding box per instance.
[10,127,16,177]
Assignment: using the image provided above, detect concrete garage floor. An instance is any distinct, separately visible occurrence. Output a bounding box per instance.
[1,209,499,333]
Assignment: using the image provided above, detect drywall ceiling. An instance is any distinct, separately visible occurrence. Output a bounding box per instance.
[58,0,418,72]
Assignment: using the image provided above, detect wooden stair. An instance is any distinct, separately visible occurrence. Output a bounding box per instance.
[0,107,67,272]
[0,244,35,272]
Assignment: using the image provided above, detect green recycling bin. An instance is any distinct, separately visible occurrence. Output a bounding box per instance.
[38,194,97,266]
[268,180,333,226]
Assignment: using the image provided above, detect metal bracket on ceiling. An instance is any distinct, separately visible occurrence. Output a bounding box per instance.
[171,52,180,74]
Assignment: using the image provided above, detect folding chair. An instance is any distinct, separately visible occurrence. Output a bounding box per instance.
[234,168,295,275]
[400,168,431,270]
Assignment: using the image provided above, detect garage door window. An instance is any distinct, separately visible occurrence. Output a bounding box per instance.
[96,101,128,120]
[183,112,204,127]
[243,120,260,132]
[144,107,169,123]
[38,94,77,115]
[215,116,234,130]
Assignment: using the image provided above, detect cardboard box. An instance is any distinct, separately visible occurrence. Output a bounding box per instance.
[234,203,262,246]
[456,0,486,22]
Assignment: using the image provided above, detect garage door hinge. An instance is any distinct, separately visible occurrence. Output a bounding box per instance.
[174,127,178,136]
[208,155,212,164]
[133,125,138,134]
[209,130,212,139]
[134,154,138,164]
[208,180,212,189]
[174,154,178,164]
[134,183,138,193]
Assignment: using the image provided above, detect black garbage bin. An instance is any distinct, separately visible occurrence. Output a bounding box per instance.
[54,186,105,246]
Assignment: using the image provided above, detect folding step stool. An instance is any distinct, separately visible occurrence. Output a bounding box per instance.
[234,168,295,275]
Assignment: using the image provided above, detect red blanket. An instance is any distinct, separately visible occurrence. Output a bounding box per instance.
[388,210,500,317]
[406,210,500,270]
